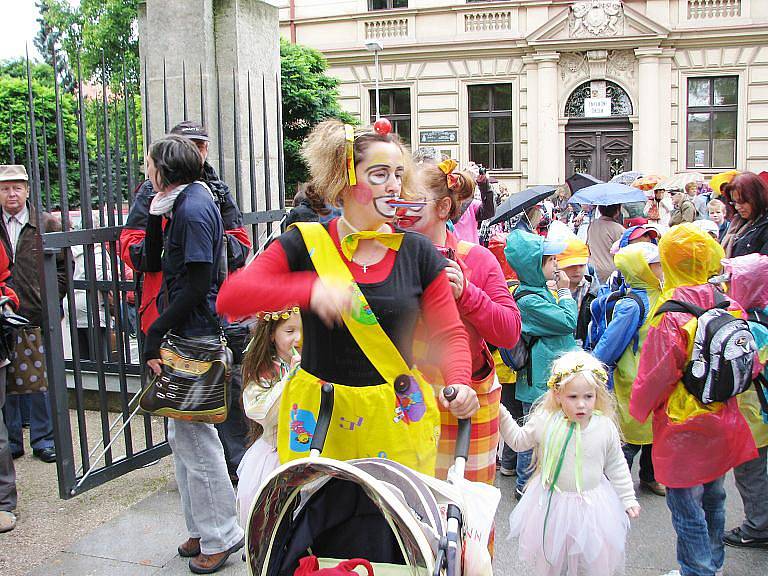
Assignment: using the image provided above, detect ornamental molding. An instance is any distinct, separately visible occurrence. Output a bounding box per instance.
[569,1,625,38]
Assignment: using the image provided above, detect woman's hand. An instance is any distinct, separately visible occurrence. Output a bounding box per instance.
[626,505,641,519]
[147,358,163,376]
[445,259,465,300]
[440,384,479,419]
[310,279,353,327]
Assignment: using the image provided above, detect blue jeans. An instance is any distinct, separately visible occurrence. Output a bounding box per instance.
[168,419,243,554]
[2,392,54,452]
[666,476,726,576]
[515,402,533,491]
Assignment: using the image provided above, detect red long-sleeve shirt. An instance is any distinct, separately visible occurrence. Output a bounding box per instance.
[218,220,471,386]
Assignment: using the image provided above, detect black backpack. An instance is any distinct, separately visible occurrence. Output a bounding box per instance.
[498,289,540,381]
[656,291,756,404]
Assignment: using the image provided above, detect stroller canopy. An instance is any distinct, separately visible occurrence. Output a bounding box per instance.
[247,457,462,576]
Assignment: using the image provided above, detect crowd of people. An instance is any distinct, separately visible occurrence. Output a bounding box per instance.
[2,117,768,576]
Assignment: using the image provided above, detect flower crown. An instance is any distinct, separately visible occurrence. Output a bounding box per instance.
[547,362,608,390]
[256,306,300,322]
[437,159,463,192]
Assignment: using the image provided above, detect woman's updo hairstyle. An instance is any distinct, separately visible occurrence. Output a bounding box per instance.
[301,119,412,207]
[418,161,476,221]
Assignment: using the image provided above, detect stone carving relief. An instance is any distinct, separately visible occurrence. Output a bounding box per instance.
[569,1,625,38]
[559,52,589,83]
[606,50,635,83]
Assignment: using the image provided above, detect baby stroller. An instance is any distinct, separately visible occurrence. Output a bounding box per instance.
[245,384,497,576]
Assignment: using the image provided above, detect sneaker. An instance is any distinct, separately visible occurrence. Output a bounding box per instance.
[723,527,768,549]
[514,487,524,501]
[640,479,666,496]
[0,511,17,533]
[499,466,516,477]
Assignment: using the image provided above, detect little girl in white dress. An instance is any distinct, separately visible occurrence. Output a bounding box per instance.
[236,307,301,528]
[500,350,640,576]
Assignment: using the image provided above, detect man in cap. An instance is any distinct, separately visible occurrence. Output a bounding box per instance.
[119,122,252,482]
[0,165,65,466]
[0,169,21,531]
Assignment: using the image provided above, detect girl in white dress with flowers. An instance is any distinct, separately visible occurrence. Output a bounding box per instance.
[500,350,640,576]
[236,307,301,528]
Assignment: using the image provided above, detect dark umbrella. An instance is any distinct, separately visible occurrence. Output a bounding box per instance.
[489,185,557,225]
[565,173,602,194]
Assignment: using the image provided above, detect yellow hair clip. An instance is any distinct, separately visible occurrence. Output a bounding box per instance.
[345,124,357,186]
[437,159,458,176]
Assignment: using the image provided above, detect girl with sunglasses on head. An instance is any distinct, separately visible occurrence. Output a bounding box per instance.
[396,159,521,484]
[217,120,477,476]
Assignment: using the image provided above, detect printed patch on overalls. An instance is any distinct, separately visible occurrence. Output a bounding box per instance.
[350,285,377,326]
[289,403,317,452]
[393,375,426,424]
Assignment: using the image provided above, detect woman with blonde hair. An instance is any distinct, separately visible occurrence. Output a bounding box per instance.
[217,119,477,475]
[397,159,521,483]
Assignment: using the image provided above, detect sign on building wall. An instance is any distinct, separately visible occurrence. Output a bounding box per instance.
[419,130,458,144]
[584,97,612,118]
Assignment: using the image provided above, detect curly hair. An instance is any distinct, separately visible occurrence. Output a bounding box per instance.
[301,120,414,207]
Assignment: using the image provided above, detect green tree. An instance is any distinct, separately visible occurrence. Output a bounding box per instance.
[0,71,82,206]
[280,39,355,196]
[35,0,75,92]
[37,0,139,88]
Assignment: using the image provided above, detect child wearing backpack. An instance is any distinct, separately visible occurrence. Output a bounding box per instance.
[720,253,768,549]
[504,230,578,498]
[631,223,758,576]
[591,243,665,496]
[500,350,640,576]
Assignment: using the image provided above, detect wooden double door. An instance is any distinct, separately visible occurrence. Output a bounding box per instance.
[565,117,633,182]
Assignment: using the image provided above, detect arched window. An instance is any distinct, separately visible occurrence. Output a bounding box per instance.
[565,81,633,117]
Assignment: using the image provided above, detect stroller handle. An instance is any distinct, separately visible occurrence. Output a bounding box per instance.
[310,383,335,455]
[443,387,471,462]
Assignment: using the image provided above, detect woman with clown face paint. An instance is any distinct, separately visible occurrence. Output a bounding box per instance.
[217,120,477,475]
[398,160,522,484]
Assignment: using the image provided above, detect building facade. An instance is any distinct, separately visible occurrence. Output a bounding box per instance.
[280,0,768,190]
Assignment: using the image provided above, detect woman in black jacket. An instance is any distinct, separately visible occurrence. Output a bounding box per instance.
[722,172,768,257]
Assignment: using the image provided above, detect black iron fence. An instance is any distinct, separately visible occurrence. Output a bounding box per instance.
[4,49,286,499]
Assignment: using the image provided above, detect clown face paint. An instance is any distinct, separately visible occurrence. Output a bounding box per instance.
[346,141,405,223]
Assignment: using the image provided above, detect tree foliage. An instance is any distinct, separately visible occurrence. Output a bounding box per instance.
[0,61,82,206]
[280,39,355,196]
[34,0,75,93]
[37,0,139,88]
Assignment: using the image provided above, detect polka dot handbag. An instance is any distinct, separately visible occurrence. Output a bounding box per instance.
[7,326,47,395]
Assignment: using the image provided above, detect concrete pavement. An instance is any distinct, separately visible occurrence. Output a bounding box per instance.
[28,469,768,576]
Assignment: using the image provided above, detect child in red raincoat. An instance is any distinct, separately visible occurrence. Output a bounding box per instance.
[631,223,758,576]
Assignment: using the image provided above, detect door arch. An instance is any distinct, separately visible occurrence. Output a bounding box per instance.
[564,80,633,181]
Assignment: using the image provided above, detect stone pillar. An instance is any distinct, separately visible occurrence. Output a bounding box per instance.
[523,56,538,184]
[658,49,676,176]
[138,0,281,214]
[635,48,664,174]
[534,52,560,184]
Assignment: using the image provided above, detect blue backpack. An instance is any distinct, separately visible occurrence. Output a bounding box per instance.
[585,285,646,353]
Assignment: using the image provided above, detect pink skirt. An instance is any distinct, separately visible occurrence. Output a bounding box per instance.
[508,477,629,576]
[236,438,281,528]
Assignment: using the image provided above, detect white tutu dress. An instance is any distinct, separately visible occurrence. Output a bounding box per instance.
[236,361,291,528]
[499,408,638,576]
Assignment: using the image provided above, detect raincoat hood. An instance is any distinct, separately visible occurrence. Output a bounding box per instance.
[659,223,724,294]
[614,244,661,294]
[504,230,547,287]
[722,253,768,311]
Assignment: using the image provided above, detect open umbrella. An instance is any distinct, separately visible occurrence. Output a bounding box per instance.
[654,172,704,191]
[610,171,644,185]
[568,182,647,206]
[489,185,557,225]
[565,173,602,194]
[632,175,663,191]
